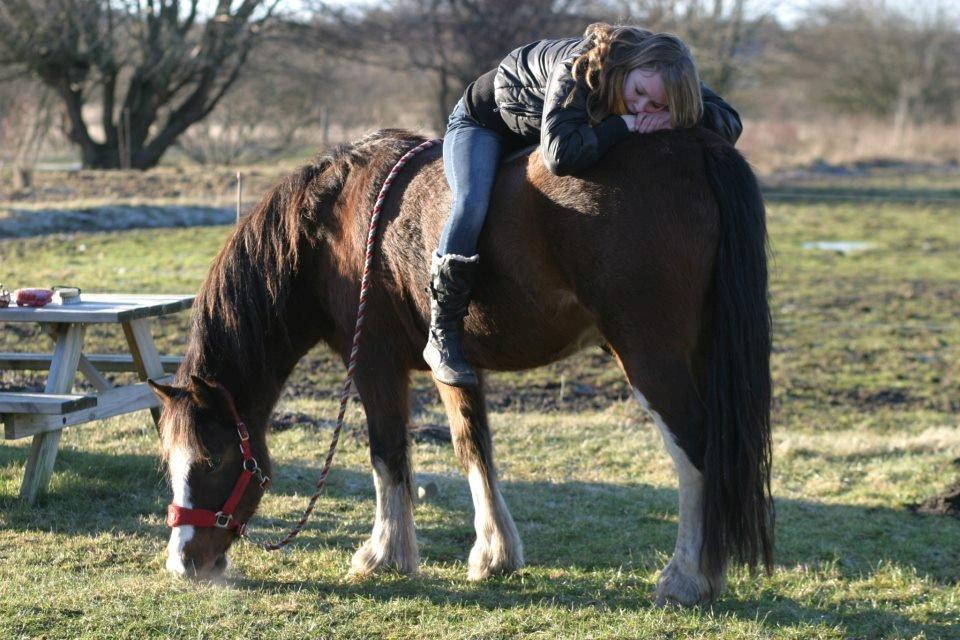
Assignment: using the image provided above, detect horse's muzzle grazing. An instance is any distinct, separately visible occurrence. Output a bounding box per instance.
[167,544,229,580]
[165,520,232,580]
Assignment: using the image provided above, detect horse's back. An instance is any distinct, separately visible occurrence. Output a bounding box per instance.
[383,129,723,370]
[484,130,721,356]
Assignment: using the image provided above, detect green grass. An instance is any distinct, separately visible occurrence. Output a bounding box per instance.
[1,190,959,638]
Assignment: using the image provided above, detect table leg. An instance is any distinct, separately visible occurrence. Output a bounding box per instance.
[20,322,85,503]
[77,355,113,393]
[122,318,166,429]
[41,325,113,393]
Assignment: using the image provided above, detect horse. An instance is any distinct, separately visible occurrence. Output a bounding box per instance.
[148,127,773,606]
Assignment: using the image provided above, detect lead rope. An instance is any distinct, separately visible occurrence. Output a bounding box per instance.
[254,138,442,551]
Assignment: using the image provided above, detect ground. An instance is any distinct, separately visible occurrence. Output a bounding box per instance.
[0,162,958,639]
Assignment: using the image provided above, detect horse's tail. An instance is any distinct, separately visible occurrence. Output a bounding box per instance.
[700,136,774,578]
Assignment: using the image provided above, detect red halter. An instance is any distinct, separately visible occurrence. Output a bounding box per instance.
[165,384,270,536]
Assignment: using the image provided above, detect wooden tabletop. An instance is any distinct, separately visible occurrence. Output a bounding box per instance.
[0,293,194,323]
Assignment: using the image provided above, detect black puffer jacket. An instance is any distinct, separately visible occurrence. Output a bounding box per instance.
[492,36,743,176]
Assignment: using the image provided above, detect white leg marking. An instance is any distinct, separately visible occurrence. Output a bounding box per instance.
[632,388,717,605]
[349,457,418,577]
[466,464,523,580]
[166,447,196,576]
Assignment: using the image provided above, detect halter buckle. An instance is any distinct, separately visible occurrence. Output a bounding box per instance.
[215,511,233,528]
[256,471,271,489]
[243,457,259,473]
[237,423,250,441]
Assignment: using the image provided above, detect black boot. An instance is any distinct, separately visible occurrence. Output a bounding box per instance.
[423,253,480,387]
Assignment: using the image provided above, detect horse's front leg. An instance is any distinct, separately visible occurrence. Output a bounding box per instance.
[436,376,523,580]
[349,366,419,577]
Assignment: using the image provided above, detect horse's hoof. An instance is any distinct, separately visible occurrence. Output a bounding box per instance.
[348,539,419,579]
[467,539,524,581]
[654,561,715,606]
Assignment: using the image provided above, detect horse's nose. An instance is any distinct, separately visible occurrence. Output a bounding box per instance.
[213,553,228,574]
[166,549,197,577]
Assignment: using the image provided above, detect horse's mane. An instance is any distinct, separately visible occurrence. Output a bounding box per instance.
[163,129,428,456]
[176,129,427,399]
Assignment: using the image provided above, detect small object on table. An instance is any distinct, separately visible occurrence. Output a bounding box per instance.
[14,288,54,308]
[52,286,82,305]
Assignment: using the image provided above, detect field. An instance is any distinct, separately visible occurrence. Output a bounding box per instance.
[0,165,959,639]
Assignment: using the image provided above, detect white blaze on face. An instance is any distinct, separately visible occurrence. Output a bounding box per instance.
[165,446,196,575]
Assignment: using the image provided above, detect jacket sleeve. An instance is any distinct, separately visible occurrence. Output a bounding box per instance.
[700,84,743,144]
[540,59,630,176]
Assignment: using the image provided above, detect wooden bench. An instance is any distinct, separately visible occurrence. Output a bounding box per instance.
[0,352,182,373]
[0,392,98,415]
[1,377,172,440]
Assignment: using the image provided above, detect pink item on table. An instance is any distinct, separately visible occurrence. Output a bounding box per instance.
[14,288,54,307]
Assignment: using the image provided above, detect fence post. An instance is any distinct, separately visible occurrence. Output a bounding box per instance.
[236,171,243,223]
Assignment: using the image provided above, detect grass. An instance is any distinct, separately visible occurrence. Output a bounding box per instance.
[1,180,959,638]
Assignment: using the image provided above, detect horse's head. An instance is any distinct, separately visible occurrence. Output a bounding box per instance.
[149,375,271,579]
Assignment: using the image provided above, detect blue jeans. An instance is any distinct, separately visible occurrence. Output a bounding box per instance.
[436,100,505,257]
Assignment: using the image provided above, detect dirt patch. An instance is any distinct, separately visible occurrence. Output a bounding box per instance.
[270,410,340,433]
[282,348,631,415]
[271,409,451,445]
[480,378,630,413]
[798,383,931,412]
[910,458,960,517]
[831,387,920,410]
[913,483,960,517]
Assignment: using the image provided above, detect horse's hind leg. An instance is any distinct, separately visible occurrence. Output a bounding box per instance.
[435,375,523,580]
[612,343,721,605]
[349,365,419,577]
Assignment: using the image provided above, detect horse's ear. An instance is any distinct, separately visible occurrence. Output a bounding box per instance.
[188,375,227,413]
[147,379,190,404]
[189,374,217,394]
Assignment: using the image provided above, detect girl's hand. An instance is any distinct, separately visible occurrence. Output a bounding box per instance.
[635,111,672,133]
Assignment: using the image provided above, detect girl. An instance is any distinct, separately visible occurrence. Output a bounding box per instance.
[424,23,742,387]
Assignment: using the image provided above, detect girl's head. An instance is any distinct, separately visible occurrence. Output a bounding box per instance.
[570,23,703,128]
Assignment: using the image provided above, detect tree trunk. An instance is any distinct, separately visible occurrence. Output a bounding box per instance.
[78,143,120,170]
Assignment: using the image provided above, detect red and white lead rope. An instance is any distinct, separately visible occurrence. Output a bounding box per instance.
[255,138,442,551]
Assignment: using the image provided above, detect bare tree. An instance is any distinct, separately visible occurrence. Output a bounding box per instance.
[0,74,58,188]
[0,0,279,169]
[309,0,591,130]
[174,22,362,164]
[613,0,772,95]
[788,0,960,133]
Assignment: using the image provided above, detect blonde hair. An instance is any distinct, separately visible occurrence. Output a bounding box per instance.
[568,23,703,128]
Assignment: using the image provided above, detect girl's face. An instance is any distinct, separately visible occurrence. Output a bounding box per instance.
[622,68,669,115]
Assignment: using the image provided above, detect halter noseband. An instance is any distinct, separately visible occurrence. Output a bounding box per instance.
[166,382,270,537]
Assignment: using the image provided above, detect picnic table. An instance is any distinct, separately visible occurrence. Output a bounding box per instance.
[0,293,194,503]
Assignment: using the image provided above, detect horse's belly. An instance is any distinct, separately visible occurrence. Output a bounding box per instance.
[466,285,599,371]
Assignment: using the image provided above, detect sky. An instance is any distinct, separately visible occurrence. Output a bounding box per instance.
[197,0,957,27]
[310,0,956,22]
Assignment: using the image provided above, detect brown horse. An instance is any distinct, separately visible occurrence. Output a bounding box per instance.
[148,127,772,605]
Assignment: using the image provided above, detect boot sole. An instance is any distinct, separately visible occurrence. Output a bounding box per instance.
[433,372,479,387]
[424,346,478,387]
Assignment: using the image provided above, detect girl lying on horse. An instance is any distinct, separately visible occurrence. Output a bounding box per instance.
[425,23,742,386]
